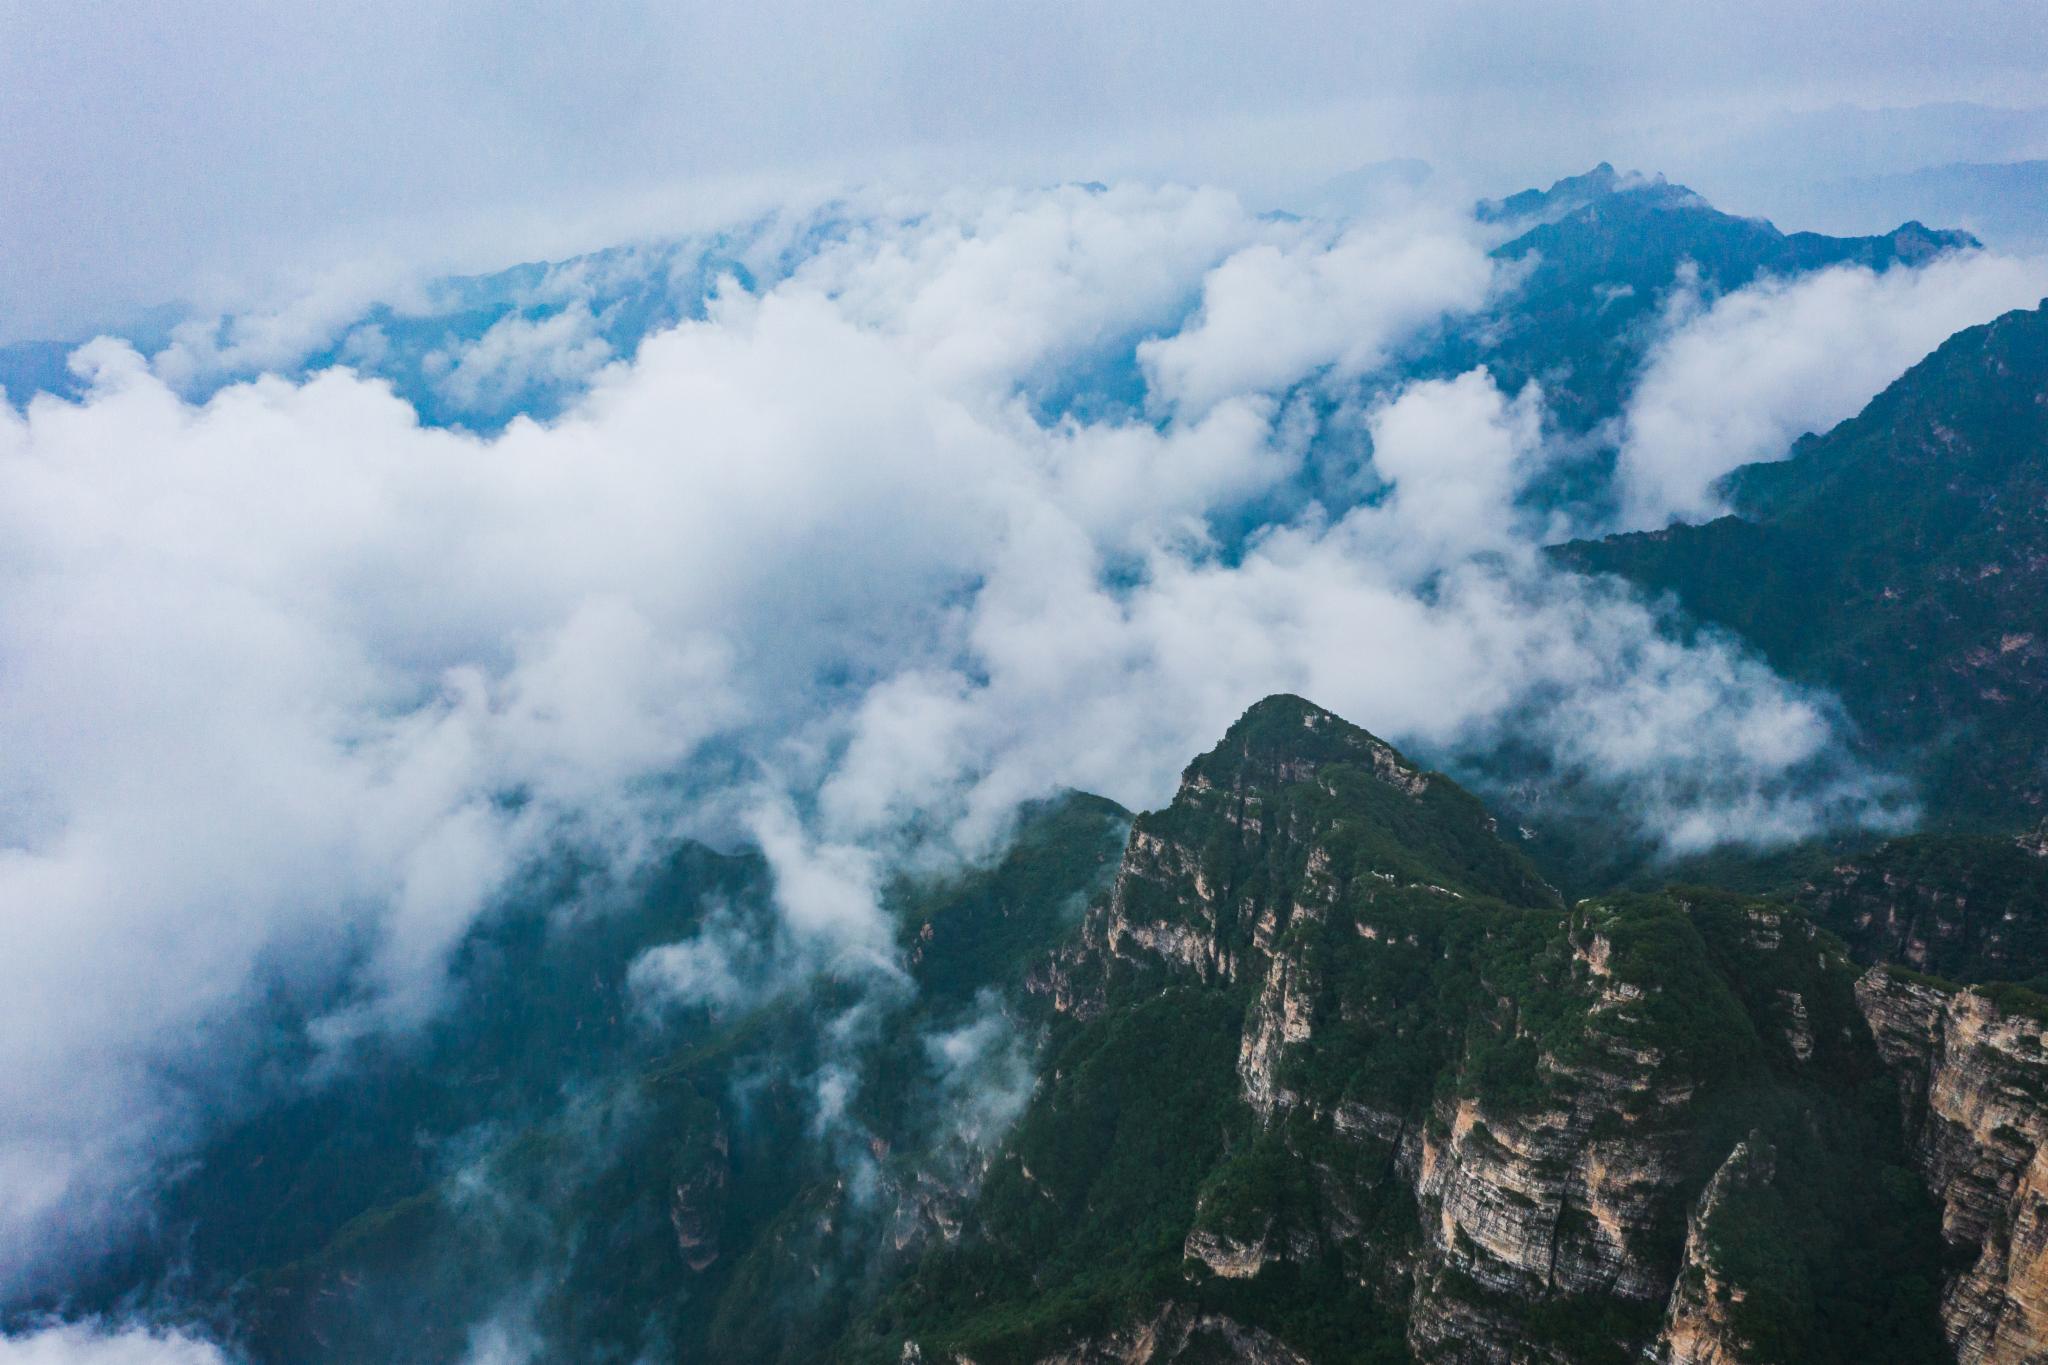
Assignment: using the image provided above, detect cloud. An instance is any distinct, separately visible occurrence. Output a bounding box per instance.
[0,184,1913,1303]
[793,182,1263,400]
[426,303,617,416]
[629,899,770,1014]
[1357,367,1551,569]
[924,991,1037,1158]
[1615,249,2048,528]
[7,0,2047,342]
[0,1325,229,1365]
[1137,208,1496,416]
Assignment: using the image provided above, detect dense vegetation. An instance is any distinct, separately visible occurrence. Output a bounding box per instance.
[1561,300,2048,831]
[41,795,1129,1364]
[841,701,1956,1364]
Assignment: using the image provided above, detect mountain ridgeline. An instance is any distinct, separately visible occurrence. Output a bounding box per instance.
[1455,162,1978,434]
[1560,297,2048,831]
[849,697,2048,1364]
[14,167,2048,1364]
[41,685,2047,1365]
[38,699,2048,1364]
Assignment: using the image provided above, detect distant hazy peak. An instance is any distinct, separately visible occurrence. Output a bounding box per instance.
[1477,162,1984,261]
[1477,161,1699,225]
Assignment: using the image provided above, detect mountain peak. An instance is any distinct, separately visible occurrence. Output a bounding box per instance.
[1202,693,1428,798]
[1150,695,1558,911]
[1476,161,1691,224]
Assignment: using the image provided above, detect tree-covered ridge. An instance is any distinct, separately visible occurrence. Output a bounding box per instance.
[43,691,2048,1364]
[1175,693,1559,907]
[852,697,1950,1365]
[1757,825,2048,992]
[1560,298,2048,830]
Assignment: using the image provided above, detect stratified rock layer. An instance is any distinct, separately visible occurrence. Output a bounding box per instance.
[1859,968,2048,1364]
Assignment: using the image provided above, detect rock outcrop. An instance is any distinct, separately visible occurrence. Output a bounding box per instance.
[903,696,1960,1365]
[1652,1138,1776,1365]
[1036,1304,1312,1365]
[668,1118,730,1272]
[1788,829,2048,986]
[1858,968,2048,1364]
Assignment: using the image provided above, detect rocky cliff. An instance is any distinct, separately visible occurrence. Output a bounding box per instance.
[868,697,1949,1365]
[1652,1137,1777,1365]
[1788,827,2048,988]
[1859,968,2048,1364]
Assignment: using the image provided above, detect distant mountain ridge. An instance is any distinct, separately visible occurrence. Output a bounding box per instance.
[1444,163,1980,434]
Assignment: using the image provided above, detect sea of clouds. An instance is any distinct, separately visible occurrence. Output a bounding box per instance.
[3,177,2046,1355]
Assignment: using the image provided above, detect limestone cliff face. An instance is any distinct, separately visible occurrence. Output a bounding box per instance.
[943,697,1952,1365]
[1858,968,2048,1364]
[1038,694,1549,1069]
[1400,912,1780,1364]
[1652,1139,1776,1365]
[1035,702,1832,1361]
[1407,1081,1689,1361]
[1034,1305,1312,1365]
[1036,699,1433,1024]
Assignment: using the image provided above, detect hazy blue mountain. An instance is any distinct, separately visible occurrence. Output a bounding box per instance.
[2,167,1979,464]
[1806,160,2048,254]
[1450,163,1978,435]
[0,213,855,427]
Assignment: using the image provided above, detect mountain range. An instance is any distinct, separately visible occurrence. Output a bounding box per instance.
[11,163,2048,1364]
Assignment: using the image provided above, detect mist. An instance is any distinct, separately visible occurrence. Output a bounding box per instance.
[3,176,1994,1310]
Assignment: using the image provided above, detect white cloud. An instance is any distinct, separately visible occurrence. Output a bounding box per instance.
[0,184,1911,1302]
[794,182,1262,398]
[427,303,616,415]
[1357,367,1550,571]
[924,991,1037,1157]
[629,903,763,1013]
[0,1325,228,1365]
[1138,207,1497,416]
[1615,249,2048,528]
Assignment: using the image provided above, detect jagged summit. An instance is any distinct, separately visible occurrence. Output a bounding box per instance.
[1478,161,1979,256]
[1166,694,1557,910]
[884,695,1984,1364]
[1193,693,1430,794]
[1477,161,1700,224]
[1441,162,1982,433]
[1032,695,1560,1017]
[1488,161,1979,270]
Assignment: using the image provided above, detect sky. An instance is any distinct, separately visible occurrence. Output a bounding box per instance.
[3,0,2048,339]
[5,6,2048,1359]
